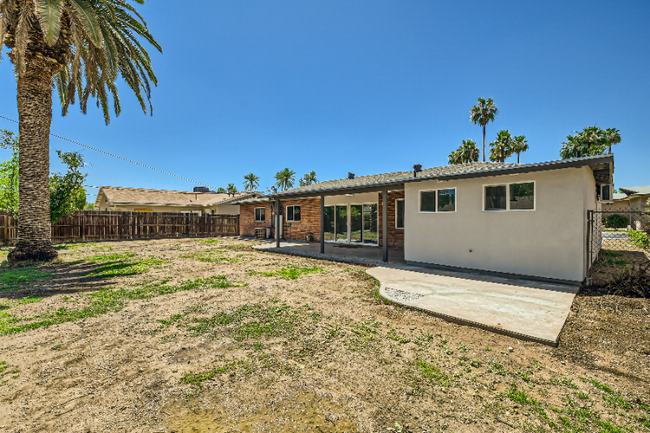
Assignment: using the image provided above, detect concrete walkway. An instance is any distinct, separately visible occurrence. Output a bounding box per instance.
[367,266,579,346]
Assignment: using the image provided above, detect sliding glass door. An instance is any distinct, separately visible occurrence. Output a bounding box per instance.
[363,204,378,244]
[323,206,335,241]
[335,206,348,242]
[350,205,363,243]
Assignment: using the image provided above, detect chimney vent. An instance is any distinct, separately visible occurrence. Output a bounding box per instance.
[348,172,355,179]
[413,164,422,177]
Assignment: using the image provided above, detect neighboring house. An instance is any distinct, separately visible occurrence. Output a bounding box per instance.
[242,155,613,283]
[603,186,650,212]
[95,186,258,215]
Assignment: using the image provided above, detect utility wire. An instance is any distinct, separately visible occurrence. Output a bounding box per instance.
[0,115,217,190]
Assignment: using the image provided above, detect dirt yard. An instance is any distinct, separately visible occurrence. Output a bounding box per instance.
[0,238,648,432]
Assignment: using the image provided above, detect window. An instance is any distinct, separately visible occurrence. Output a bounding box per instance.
[286,205,301,222]
[181,210,201,215]
[509,182,534,210]
[420,191,436,212]
[254,207,265,222]
[437,189,456,212]
[395,199,405,229]
[420,188,456,213]
[484,182,535,211]
[485,185,507,210]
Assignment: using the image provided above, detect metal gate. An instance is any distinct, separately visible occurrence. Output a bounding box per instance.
[586,210,650,285]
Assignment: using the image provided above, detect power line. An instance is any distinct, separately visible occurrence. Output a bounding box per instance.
[0,115,218,190]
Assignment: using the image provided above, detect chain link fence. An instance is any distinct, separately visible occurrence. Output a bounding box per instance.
[587,210,650,285]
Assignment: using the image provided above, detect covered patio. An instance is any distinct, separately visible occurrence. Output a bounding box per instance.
[255,241,405,266]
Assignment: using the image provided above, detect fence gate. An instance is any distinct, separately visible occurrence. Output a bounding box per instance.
[587,210,650,285]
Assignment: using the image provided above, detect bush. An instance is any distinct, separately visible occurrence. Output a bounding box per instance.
[603,214,629,229]
[629,230,650,250]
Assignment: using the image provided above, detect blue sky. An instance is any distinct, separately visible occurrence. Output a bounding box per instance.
[1,0,648,202]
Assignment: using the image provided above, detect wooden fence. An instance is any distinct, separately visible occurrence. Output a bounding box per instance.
[0,211,240,245]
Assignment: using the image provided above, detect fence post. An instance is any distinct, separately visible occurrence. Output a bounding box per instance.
[81,212,86,242]
[586,209,593,286]
[3,215,8,246]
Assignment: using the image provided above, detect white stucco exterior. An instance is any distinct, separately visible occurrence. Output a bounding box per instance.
[404,166,597,282]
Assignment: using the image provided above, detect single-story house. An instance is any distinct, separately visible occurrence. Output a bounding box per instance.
[95,186,258,215]
[240,155,614,283]
[602,185,649,230]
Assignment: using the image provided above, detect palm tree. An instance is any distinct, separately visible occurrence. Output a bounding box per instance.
[1,0,161,263]
[448,139,479,165]
[304,171,317,185]
[489,130,514,163]
[226,183,238,196]
[470,97,499,162]
[560,126,608,159]
[601,128,621,154]
[274,168,296,191]
[243,173,260,191]
[511,135,529,164]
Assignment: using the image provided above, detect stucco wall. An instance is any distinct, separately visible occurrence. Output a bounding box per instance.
[404,166,596,282]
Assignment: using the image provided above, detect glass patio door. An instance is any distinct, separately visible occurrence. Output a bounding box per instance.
[335,206,348,242]
[350,205,363,243]
[323,206,335,241]
[363,204,378,244]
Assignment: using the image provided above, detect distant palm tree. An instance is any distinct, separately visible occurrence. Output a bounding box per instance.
[226,183,238,196]
[243,173,260,191]
[511,135,529,164]
[601,128,621,154]
[448,139,479,165]
[560,126,608,159]
[216,187,227,194]
[470,97,499,162]
[304,171,318,184]
[489,130,514,163]
[1,0,161,263]
[274,168,296,191]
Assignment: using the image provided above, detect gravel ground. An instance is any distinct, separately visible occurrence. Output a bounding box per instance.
[0,238,648,432]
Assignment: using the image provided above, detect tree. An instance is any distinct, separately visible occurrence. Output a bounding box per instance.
[216,187,227,194]
[0,131,88,221]
[1,0,161,263]
[489,130,514,163]
[448,139,479,165]
[601,128,621,154]
[226,183,238,196]
[560,126,612,159]
[470,97,499,162]
[298,171,318,187]
[243,173,260,191]
[274,168,296,191]
[511,135,529,164]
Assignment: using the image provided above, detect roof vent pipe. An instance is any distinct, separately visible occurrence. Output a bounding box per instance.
[348,172,355,179]
[413,164,422,177]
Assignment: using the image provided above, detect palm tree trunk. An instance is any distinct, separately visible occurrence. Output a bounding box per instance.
[8,59,58,263]
[482,126,486,162]
[517,152,520,164]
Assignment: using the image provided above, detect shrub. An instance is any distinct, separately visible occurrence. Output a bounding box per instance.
[629,230,650,250]
[603,214,628,229]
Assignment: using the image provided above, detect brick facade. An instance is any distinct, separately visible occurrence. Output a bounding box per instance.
[239,203,273,237]
[240,194,405,248]
[378,190,405,248]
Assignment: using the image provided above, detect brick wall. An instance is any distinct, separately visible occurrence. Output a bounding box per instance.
[240,203,272,237]
[378,190,405,248]
[281,198,322,242]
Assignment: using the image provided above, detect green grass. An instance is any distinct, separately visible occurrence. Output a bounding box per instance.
[247,264,327,280]
[85,255,164,278]
[182,360,255,396]
[0,265,53,292]
[194,239,221,244]
[0,276,242,336]
[602,251,624,258]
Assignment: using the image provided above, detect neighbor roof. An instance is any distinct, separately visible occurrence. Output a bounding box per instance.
[267,154,613,199]
[96,187,256,208]
[618,186,650,196]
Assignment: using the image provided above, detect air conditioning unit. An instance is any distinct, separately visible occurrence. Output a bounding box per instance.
[599,184,614,203]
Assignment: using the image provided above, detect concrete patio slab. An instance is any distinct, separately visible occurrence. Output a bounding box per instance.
[367,266,579,346]
[254,242,405,266]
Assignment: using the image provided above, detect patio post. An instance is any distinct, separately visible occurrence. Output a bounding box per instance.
[320,195,325,254]
[382,189,388,262]
[275,199,281,248]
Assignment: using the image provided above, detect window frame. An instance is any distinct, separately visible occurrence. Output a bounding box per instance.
[418,188,457,214]
[395,198,405,229]
[482,181,536,212]
[254,207,266,222]
[286,205,301,222]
